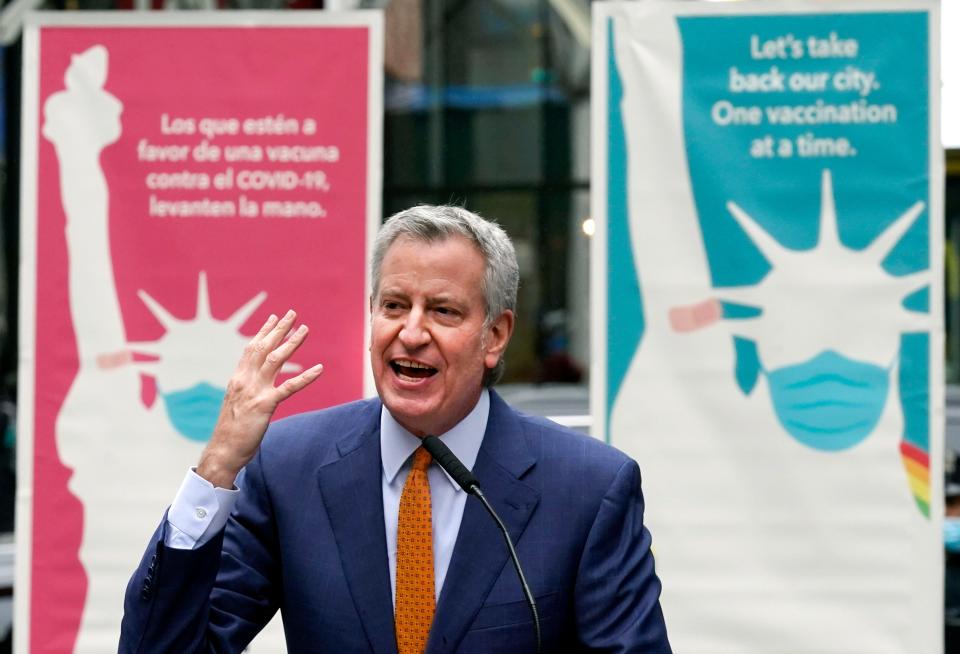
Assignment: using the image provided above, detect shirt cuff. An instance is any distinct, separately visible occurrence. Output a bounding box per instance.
[165,467,239,550]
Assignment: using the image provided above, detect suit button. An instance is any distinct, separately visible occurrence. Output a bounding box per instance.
[141,589,150,600]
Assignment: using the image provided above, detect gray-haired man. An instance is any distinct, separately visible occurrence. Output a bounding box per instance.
[120,205,671,653]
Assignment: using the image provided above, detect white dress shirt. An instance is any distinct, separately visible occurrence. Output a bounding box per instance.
[380,389,487,605]
[164,390,489,606]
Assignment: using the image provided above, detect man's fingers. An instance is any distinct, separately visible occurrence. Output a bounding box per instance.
[275,363,324,401]
[249,309,297,365]
[262,324,310,378]
[254,313,279,339]
[242,313,280,364]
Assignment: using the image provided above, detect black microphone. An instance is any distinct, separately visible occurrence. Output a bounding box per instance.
[421,434,480,493]
[421,435,541,654]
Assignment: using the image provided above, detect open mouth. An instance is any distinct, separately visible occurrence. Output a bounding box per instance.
[390,359,438,381]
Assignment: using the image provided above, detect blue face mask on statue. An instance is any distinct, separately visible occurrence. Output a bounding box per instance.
[944,517,960,553]
[160,382,226,442]
[764,350,889,452]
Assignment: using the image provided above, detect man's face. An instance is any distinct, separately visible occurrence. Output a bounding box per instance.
[371,235,514,437]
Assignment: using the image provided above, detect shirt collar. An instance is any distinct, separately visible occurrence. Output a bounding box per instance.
[380,389,490,492]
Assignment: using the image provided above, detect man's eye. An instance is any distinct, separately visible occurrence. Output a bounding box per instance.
[382,301,401,310]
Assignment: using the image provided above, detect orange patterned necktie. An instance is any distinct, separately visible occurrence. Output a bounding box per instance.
[395,446,435,654]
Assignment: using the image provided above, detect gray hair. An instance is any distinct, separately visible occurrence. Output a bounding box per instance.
[371,205,519,385]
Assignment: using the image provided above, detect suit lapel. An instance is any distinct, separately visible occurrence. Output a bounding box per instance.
[316,401,398,654]
[427,392,540,654]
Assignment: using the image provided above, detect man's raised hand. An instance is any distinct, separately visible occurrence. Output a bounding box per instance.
[197,310,324,488]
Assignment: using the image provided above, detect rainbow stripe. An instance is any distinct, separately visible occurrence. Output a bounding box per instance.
[900,441,930,517]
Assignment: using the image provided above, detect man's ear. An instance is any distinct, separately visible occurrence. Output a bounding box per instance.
[368,296,374,352]
[483,310,515,369]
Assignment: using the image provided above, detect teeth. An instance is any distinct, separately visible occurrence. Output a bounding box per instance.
[394,359,433,370]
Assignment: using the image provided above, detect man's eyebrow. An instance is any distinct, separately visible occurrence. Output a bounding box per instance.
[426,295,467,308]
[377,287,409,299]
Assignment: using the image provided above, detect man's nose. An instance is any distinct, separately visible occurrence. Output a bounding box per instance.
[398,310,431,347]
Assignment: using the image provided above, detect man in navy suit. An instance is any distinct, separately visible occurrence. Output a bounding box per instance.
[120,205,671,653]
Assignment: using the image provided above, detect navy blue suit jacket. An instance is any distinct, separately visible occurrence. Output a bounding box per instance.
[119,391,671,653]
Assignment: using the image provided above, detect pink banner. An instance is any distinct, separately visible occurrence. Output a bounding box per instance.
[22,16,380,652]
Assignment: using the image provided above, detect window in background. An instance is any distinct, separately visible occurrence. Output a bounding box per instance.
[382,0,591,394]
[947,153,960,384]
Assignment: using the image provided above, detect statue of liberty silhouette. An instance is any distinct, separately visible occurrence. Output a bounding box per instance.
[43,45,286,652]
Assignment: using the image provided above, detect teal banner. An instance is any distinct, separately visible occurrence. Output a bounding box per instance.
[593,2,942,651]
[680,11,931,490]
